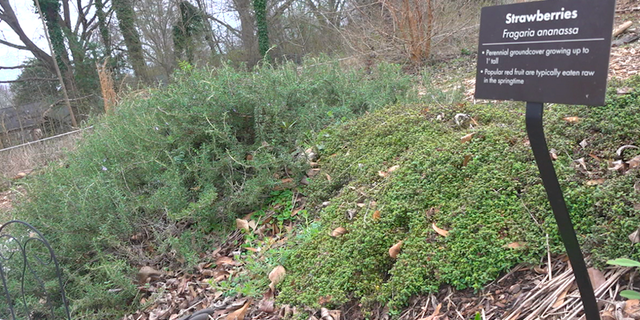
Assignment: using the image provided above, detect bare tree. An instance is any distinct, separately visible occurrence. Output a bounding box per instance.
[136,0,177,78]
[0,0,102,119]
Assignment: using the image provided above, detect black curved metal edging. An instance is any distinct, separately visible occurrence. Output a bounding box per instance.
[0,220,71,320]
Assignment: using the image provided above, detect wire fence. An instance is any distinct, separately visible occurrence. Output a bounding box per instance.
[0,127,91,180]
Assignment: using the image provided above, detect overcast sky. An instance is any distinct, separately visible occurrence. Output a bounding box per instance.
[0,0,48,82]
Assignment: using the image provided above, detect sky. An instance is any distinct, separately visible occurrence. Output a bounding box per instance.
[0,0,48,82]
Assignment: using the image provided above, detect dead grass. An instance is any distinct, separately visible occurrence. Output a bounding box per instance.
[0,129,87,181]
[97,59,118,113]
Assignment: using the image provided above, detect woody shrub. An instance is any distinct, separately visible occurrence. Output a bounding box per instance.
[10,58,416,318]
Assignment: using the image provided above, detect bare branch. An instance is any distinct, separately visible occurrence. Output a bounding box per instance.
[0,38,28,50]
[271,0,296,18]
[0,78,59,84]
[204,13,241,38]
[0,64,36,70]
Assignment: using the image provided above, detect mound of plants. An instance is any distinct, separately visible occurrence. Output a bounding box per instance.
[276,76,640,315]
[10,59,417,318]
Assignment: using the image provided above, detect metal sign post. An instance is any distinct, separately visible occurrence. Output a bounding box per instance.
[525,101,599,319]
[474,0,617,318]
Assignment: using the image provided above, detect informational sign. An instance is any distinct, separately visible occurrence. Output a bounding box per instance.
[474,0,616,106]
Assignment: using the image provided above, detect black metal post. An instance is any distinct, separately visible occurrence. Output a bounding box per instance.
[525,102,600,320]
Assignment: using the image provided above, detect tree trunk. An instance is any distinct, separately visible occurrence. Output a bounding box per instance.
[194,0,220,58]
[112,0,149,82]
[253,0,268,59]
[94,0,112,56]
[38,0,77,94]
[234,0,258,66]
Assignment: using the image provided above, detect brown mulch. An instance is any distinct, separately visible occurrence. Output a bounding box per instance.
[397,257,637,320]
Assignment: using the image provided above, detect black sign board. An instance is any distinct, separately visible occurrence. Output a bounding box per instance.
[475,0,616,106]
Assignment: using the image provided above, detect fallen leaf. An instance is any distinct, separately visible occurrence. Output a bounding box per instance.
[319,308,341,320]
[291,207,304,216]
[600,310,616,320]
[574,158,587,171]
[629,155,640,169]
[213,269,230,282]
[215,256,238,266]
[503,242,526,249]
[327,310,341,320]
[579,139,589,149]
[356,203,366,208]
[461,132,476,143]
[236,219,250,232]
[318,296,332,305]
[277,178,295,189]
[226,299,251,320]
[258,289,275,313]
[624,299,640,318]
[462,154,473,167]
[551,287,569,308]
[325,173,332,181]
[378,165,400,178]
[617,145,638,157]
[387,165,400,173]
[347,209,356,220]
[248,220,257,231]
[432,223,449,237]
[307,168,321,177]
[330,227,348,237]
[609,160,626,171]
[586,179,605,186]
[563,116,581,123]
[268,265,286,291]
[389,241,403,259]
[13,171,29,180]
[418,303,441,320]
[588,268,606,290]
[617,87,633,95]
[372,210,381,220]
[137,266,162,284]
[630,229,640,243]
[246,154,253,161]
[305,147,318,161]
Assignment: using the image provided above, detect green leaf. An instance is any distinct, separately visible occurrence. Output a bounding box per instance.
[620,290,640,300]
[606,258,640,268]
[474,312,481,320]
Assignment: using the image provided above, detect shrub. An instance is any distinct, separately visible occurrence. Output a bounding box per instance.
[10,58,417,318]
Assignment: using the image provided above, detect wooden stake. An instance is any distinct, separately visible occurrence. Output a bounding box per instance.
[613,21,633,38]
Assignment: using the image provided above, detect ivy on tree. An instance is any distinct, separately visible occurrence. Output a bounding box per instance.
[253,0,269,59]
[173,1,206,64]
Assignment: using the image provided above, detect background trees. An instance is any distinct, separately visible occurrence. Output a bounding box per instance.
[0,0,498,137]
